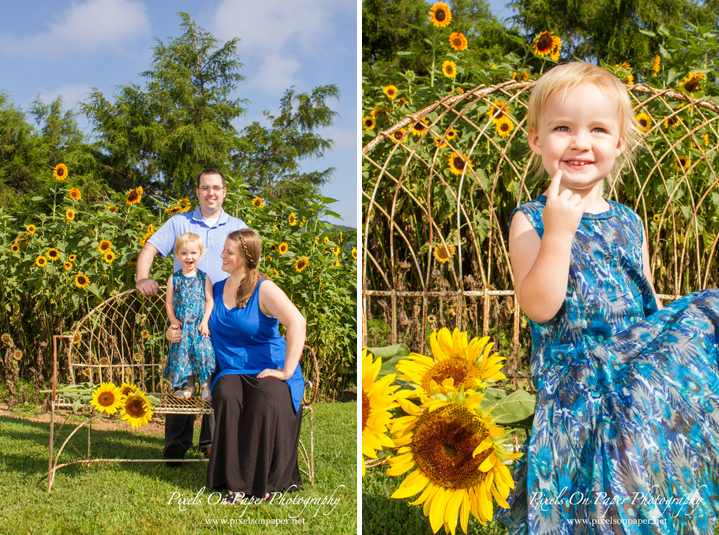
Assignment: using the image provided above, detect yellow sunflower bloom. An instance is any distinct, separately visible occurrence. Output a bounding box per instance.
[681,72,704,93]
[104,251,116,263]
[47,248,60,261]
[652,55,661,76]
[69,254,76,262]
[63,262,72,270]
[549,35,562,61]
[363,116,376,130]
[295,257,310,273]
[271,268,279,277]
[411,118,429,137]
[449,32,468,51]
[126,187,143,205]
[108,206,119,213]
[352,248,357,260]
[98,240,112,253]
[53,163,68,181]
[429,2,451,27]
[383,85,399,100]
[166,205,182,215]
[653,214,661,223]
[390,128,407,144]
[446,129,458,140]
[332,246,341,257]
[118,382,140,397]
[675,156,691,171]
[332,259,341,267]
[278,242,289,255]
[120,391,154,429]
[36,256,47,268]
[442,60,457,79]
[252,196,265,208]
[11,243,20,253]
[494,117,514,139]
[66,208,75,221]
[74,274,90,288]
[636,113,652,133]
[289,213,298,226]
[90,382,123,414]
[362,350,402,476]
[396,328,506,398]
[324,236,330,244]
[447,153,473,176]
[434,244,454,264]
[26,224,36,234]
[68,188,81,201]
[533,31,556,57]
[486,100,508,122]
[387,394,522,535]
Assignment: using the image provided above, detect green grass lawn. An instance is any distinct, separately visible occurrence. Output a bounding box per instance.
[0,401,356,535]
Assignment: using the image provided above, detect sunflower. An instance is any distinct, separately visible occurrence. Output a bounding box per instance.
[352,248,357,260]
[397,329,507,399]
[26,224,36,234]
[271,268,279,277]
[447,153,473,176]
[120,391,154,429]
[429,2,451,27]
[65,208,76,221]
[549,37,562,61]
[1,334,11,345]
[383,85,399,100]
[636,113,652,133]
[166,205,182,216]
[653,214,661,223]
[47,248,60,261]
[387,394,522,534]
[289,213,298,226]
[90,382,123,414]
[98,240,112,253]
[126,186,143,205]
[13,350,22,361]
[434,244,455,264]
[494,117,514,139]
[63,262,72,270]
[278,242,289,255]
[395,97,409,107]
[626,74,634,85]
[362,350,402,476]
[36,256,47,268]
[119,382,140,397]
[681,72,705,93]
[324,236,330,244]
[363,116,376,130]
[74,274,90,289]
[411,118,429,137]
[652,55,661,76]
[455,86,465,94]
[704,133,710,147]
[53,163,68,181]
[663,115,681,129]
[442,60,457,79]
[445,129,458,141]
[449,32,468,51]
[434,137,448,150]
[68,188,81,201]
[332,259,341,267]
[533,31,557,57]
[390,128,407,144]
[69,254,76,262]
[10,243,19,253]
[108,206,119,213]
[675,156,690,171]
[332,246,341,257]
[104,251,116,263]
[295,257,310,273]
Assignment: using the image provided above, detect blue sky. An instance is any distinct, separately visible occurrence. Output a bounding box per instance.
[0,0,358,227]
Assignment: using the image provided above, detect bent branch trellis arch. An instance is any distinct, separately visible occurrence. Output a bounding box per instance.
[362,81,719,389]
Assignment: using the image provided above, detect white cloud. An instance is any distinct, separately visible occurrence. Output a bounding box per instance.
[0,0,150,57]
[247,54,303,93]
[38,83,93,108]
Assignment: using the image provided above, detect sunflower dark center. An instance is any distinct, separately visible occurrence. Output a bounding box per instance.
[639,118,648,127]
[684,77,701,92]
[437,246,450,260]
[411,404,491,489]
[421,357,480,392]
[125,397,146,418]
[453,38,461,47]
[446,65,454,74]
[57,168,65,176]
[415,123,426,131]
[99,393,115,406]
[453,157,465,170]
[435,9,446,21]
[362,390,371,432]
[537,33,552,51]
[500,122,510,132]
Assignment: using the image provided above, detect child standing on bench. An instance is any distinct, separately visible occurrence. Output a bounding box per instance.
[165,232,217,402]
[498,61,719,533]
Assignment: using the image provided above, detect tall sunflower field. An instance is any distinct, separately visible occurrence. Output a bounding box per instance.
[0,165,356,401]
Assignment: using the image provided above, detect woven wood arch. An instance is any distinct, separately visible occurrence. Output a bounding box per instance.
[362,81,719,389]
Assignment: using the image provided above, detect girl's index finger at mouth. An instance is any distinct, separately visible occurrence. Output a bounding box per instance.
[547,170,563,198]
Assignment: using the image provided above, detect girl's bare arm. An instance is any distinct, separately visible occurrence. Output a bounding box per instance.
[199,275,214,336]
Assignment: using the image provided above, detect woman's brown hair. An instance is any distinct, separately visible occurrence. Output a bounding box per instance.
[227,229,265,308]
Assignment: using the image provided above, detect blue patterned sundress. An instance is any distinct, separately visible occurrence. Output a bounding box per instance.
[164,269,217,388]
[497,195,719,534]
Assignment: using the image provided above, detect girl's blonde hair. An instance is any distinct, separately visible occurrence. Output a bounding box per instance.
[226,229,266,308]
[526,61,640,186]
[174,232,205,256]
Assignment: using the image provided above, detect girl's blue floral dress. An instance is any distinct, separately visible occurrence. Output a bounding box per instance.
[497,195,719,534]
[164,270,217,388]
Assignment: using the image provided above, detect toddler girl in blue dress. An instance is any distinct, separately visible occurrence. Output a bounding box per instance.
[164,232,217,401]
[499,62,719,533]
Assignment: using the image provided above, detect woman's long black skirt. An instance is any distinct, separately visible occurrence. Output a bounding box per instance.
[206,374,303,497]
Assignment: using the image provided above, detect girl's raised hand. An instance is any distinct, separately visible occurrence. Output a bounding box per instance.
[542,170,586,240]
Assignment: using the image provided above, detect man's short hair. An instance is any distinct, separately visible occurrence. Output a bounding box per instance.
[196,168,226,188]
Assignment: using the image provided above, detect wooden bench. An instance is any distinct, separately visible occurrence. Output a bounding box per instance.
[48,287,320,491]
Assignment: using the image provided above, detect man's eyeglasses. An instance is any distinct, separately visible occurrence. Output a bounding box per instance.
[198,186,225,192]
